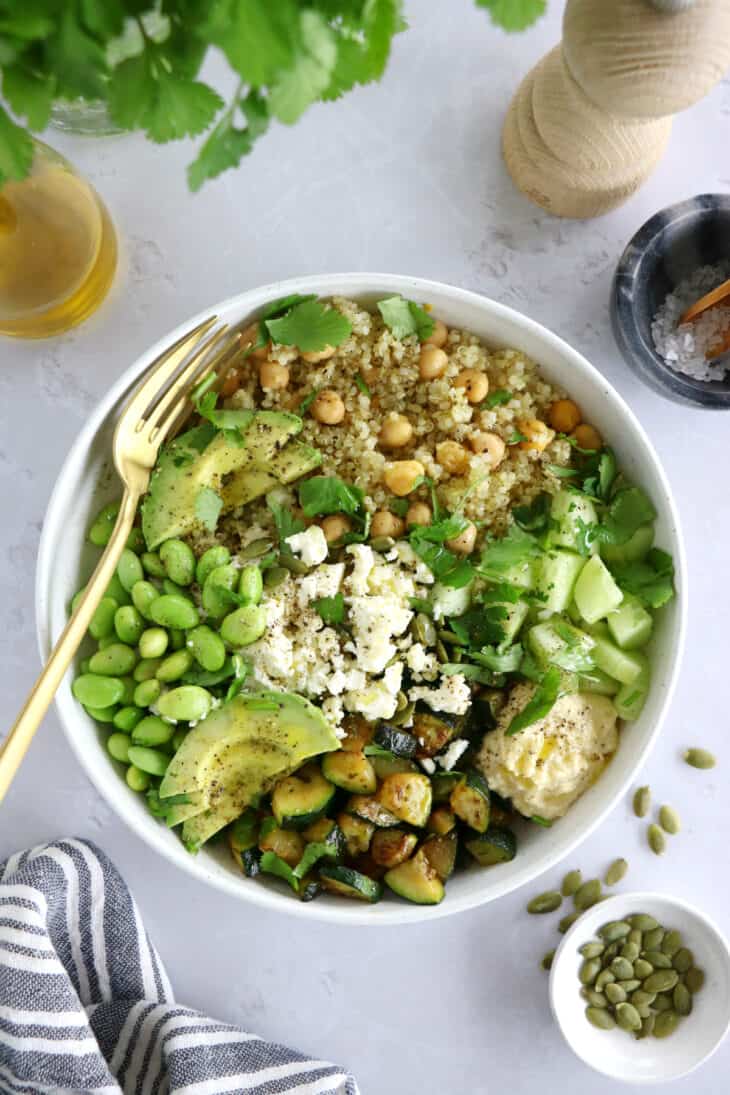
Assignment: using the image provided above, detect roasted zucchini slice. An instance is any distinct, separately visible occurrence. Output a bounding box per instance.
[426,805,457,835]
[340,715,375,753]
[431,770,464,802]
[373,724,418,758]
[465,827,517,866]
[319,865,383,902]
[384,849,445,905]
[258,825,305,868]
[464,695,497,739]
[303,816,340,844]
[370,828,419,868]
[377,772,433,827]
[450,770,491,833]
[240,848,261,877]
[347,794,400,828]
[322,750,377,793]
[272,764,336,829]
[413,705,462,758]
[337,811,375,856]
[421,831,458,880]
[371,753,419,780]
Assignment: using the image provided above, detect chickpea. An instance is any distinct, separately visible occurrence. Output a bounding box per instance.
[240,321,269,363]
[436,440,470,476]
[220,369,242,398]
[259,360,290,391]
[419,345,448,380]
[423,318,448,348]
[454,368,489,404]
[549,398,582,434]
[383,459,425,497]
[445,522,477,555]
[320,514,352,543]
[371,510,405,539]
[517,418,556,453]
[311,389,345,424]
[378,413,414,449]
[406,501,432,528]
[469,430,506,467]
[572,423,603,450]
[301,344,337,364]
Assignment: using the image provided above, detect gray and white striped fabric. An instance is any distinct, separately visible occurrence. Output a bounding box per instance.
[0,839,358,1095]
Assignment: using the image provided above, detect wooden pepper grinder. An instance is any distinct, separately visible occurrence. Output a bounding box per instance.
[502,0,730,219]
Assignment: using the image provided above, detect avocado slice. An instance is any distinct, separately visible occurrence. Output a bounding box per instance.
[159,691,339,847]
[220,441,322,509]
[141,411,303,549]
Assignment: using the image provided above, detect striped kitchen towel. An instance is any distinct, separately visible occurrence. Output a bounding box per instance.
[0,839,358,1095]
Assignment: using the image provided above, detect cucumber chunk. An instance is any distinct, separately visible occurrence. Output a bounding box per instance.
[537,551,586,614]
[465,827,517,866]
[550,490,598,554]
[577,667,620,696]
[573,555,624,624]
[319,865,383,902]
[591,633,645,685]
[601,523,654,565]
[496,559,537,590]
[607,594,653,650]
[432,581,472,621]
[614,654,651,721]
[528,619,595,673]
[384,849,445,905]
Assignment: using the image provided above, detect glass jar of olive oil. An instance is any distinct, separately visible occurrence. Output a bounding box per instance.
[0,140,117,338]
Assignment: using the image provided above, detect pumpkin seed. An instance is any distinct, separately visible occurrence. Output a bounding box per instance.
[629,914,658,932]
[603,942,620,961]
[414,613,436,646]
[435,639,449,663]
[263,566,289,590]
[615,1002,642,1032]
[595,969,615,991]
[280,553,308,575]
[643,927,665,951]
[636,1002,653,1019]
[579,941,605,959]
[659,805,681,835]
[586,1006,615,1030]
[633,959,654,979]
[610,957,635,981]
[685,967,705,994]
[661,929,683,956]
[541,949,555,972]
[628,929,643,948]
[631,990,655,1009]
[561,869,582,897]
[653,992,673,1013]
[620,942,640,963]
[527,890,562,914]
[684,747,716,770]
[605,857,628,887]
[643,950,672,969]
[643,969,679,993]
[574,879,602,911]
[647,823,666,855]
[584,989,608,1008]
[633,785,651,818]
[673,947,693,973]
[673,983,692,1016]
[618,979,641,992]
[636,1012,655,1040]
[579,958,602,985]
[558,911,580,933]
[653,1010,680,1038]
[604,983,627,1005]
[599,920,631,943]
[239,538,273,561]
[389,699,415,727]
[370,536,396,553]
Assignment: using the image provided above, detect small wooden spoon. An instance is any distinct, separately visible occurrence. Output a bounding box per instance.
[679,277,730,324]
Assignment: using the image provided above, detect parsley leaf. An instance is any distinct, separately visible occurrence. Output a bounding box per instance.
[481,388,513,409]
[313,592,345,626]
[266,299,351,352]
[377,296,435,341]
[506,666,561,735]
[299,475,364,517]
[449,604,509,648]
[476,0,547,32]
[410,512,469,545]
[512,491,551,533]
[195,486,223,532]
[609,548,675,609]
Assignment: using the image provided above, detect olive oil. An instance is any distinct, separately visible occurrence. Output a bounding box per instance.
[0,141,117,338]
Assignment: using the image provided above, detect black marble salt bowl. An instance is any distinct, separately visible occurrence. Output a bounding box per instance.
[611,194,730,409]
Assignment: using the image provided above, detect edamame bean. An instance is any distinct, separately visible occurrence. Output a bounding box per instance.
[163,578,186,597]
[126,765,151,792]
[84,704,118,723]
[88,501,120,546]
[172,727,188,751]
[126,527,146,554]
[160,539,196,586]
[187,625,226,672]
[114,605,145,646]
[107,732,131,763]
[149,593,199,630]
[220,604,267,647]
[202,564,238,618]
[97,634,118,650]
[141,552,166,578]
[105,572,132,606]
[131,580,160,620]
[89,643,138,677]
[139,627,169,660]
[127,745,169,777]
[117,548,144,592]
[134,657,163,682]
[156,649,194,682]
[157,685,212,723]
[79,658,91,674]
[132,716,175,747]
[113,706,144,733]
[196,545,231,586]
[239,564,263,605]
[134,678,162,708]
[71,587,86,614]
[118,676,136,705]
[89,597,118,640]
[169,628,186,651]
[73,674,125,708]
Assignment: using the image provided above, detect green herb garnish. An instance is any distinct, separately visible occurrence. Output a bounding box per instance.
[266,298,351,352]
[506,666,562,735]
[481,388,513,409]
[507,430,528,445]
[299,475,364,517]
[267,497,306,543]
[299,388,320,415]
[313,593,345,626]
[512,491,552,533]
[194,486,223,532]
[531,814,553,828]
[354,372,371,397]
[610,549,675,609]
[479,523,543,577]
[377,296,435,341]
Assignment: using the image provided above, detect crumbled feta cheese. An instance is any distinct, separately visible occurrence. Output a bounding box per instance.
[406,642,439,682]
[285,525,329,567]
[420,757,436,775]
[432,581,472,623]
[409,673,472,715]
[345,679,400,721]
[437,738,469,771]
[346,543,375,594]
[394,541,435,585]
[295,563,345,609]
[347,594,413,673]
[383,661,404,695]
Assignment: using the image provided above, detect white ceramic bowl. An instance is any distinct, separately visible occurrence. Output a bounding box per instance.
[550,892,730,1083]
[35,274,687,925]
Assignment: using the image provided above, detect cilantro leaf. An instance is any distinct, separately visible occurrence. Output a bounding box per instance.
[205,0,299,88]
[469,643,523,674]
[377,295,435,340]
[481,389,513,409]
[322,0,404,100]
[354,372,371,397]
[0,104,33,184]
[269,10,337,124]
[107,53,157,129]
[195,486,223,532]
[410,538,475,588]
[261,293,318,321]
[299,475,364,517]
[449,604,509,648]
[610,548,675,609]
[507,429,528,445]
[313,592,345,626]
[512,491,551,533]
[441,662,504,686]
[476,0,547,32]
[506,666,561,735]
[600,486,657,546]
[195,391,255,443]
[267,497,305,543]
[546,464,579,480]
[145,72,223,143]
[2,64,55,129]
[409,512,469,545]
[48,7,108,101]
[479,524,543,577]
[299,388,320,415]
[389,498,409,518]
[266,299,351,352]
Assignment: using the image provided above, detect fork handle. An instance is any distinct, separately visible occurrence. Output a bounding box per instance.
[0,489,140,803]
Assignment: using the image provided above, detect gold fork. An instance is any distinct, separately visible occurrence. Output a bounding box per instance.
[0,315,241,803]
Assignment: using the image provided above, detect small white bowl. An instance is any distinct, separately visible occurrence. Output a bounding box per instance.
[550,892,730,1083]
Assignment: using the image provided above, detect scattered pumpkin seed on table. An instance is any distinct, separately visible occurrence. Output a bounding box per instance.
[633,785,651,818]
[647,823,666,855]
[684,748,716,770]
[605,857,628,886]
[561,869,582,897]
[527,890,562,914]
[659,805,681,835]
[574,878,602,910]
[541,949,555,971]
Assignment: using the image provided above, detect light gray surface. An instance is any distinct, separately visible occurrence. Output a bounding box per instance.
[2,3,728,1092]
